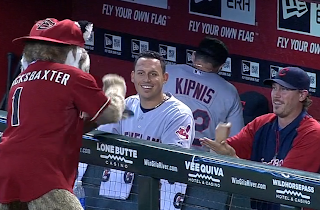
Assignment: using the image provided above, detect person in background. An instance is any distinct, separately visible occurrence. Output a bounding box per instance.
[163,36,243,150]
[201,67,320,210]
[163,36,244,210]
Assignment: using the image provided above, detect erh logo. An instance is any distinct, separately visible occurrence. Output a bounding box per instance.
[282,0,308,19]
[190,0,255,25]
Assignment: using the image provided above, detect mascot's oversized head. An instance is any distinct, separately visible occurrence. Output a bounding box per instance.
[14,18,93,73]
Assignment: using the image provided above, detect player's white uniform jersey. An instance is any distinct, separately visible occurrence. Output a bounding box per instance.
[97,93,195,210]
[163,64,244,149]
[99,93,195,148]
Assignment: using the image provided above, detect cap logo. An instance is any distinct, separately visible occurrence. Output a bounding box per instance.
[36,18,56,30]
[279,68,289,77]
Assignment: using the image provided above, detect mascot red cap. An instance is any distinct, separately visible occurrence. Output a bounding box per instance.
[13,18,92,47]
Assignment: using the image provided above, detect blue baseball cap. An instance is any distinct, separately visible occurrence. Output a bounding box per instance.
[263,67,310,90]
[240,91,270,125]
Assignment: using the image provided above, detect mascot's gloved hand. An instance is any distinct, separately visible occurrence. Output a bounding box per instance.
[82,72,133,125]
[102,74,133,120]
[102,74,126,98]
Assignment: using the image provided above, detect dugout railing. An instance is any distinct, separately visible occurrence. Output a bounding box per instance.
[0,110,319,210]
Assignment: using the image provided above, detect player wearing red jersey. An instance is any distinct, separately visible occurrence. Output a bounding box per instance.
[201,67,320,210]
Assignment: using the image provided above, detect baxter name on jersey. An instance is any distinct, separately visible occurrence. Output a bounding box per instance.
[12,69,70,87]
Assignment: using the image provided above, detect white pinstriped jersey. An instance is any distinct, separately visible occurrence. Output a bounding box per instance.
[96,93,195,210]
[99,93,195,148]
[163,64,244,149]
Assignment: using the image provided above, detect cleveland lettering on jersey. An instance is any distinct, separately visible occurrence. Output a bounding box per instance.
[11,70,70,86]
[175,78,215,104]
[124,131,160,142]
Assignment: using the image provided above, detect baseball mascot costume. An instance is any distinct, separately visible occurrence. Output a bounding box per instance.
[0,18,127,210]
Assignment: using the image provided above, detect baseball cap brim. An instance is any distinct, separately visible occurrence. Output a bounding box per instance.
[263,79,297,90]
[13,36,73,45]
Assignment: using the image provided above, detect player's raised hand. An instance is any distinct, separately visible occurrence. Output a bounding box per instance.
[199,122,236,157]
[215,122,231,142]
[200,137,236,157]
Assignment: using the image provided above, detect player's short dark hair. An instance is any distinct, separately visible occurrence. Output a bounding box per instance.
[194,37,229,68]
[134,50,166,74]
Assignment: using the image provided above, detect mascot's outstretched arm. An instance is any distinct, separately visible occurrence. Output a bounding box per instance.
[74,29,126,131]
[96,74,126,124]
[76,21,127,125]
[82,73,126,132]
[77,42,127,127]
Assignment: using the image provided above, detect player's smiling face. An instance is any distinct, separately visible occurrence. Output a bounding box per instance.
[271,83,306,119]
[132,57,168,103]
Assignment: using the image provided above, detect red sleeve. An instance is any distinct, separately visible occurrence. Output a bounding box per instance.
[227,122,254,160]
[227,114,276,160]
[282,120,320,173]
[72,72,110,121]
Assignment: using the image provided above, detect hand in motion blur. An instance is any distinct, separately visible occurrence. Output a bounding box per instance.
[200,122,237,157]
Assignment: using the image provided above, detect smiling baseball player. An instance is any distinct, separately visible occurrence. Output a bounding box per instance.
[94,51,195,210]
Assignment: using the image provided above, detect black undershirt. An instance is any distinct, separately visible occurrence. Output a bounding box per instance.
[140,105,154,113]
[140,93,170,113]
